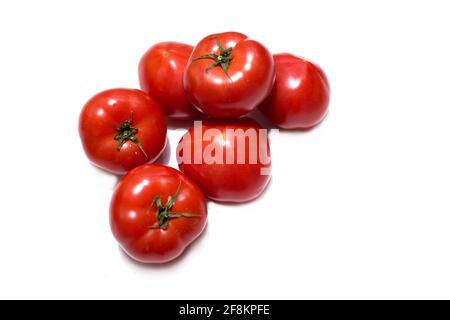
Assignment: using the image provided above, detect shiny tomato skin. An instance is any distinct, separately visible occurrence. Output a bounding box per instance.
[139,42,201,120]
[184,32,275,119]
[259,53,330,129]
[110,164,207,264]
[177,119,271,203]
[79,88,167,175]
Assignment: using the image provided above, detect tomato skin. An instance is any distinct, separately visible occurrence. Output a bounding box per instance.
[176,119,271,203]
[139,42,201,120]
[259,53,330,129]
[110,164,207,264]
[184,32,275,119]
[79,88,167,175]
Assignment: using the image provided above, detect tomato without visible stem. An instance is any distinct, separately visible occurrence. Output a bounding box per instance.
[79,88,167,175]
[110,164,207,264]
[177,119,271,203]
[259,53,330,129]
[184,32,275,119]
[139,42,201,120]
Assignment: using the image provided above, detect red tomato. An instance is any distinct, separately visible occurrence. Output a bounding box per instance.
[79,88,167,175]
[139,42,201,120]
[110,164,207,264]
[184,32,275,119]
[176,119,271,203]
[259,53,330,129]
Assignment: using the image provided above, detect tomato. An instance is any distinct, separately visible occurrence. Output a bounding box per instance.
[259,53,330,129]
[79,88,167,175]
[184,32,275,119]
[139,42,201,120]
[176,119,271,203]
[110,164,208,264]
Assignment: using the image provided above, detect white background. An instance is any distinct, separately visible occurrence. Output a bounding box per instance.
[0,0,449,299]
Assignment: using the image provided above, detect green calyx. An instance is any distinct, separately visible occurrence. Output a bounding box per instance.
[192,37,233,79]
[148,183,199,230]
[114,112,148,158]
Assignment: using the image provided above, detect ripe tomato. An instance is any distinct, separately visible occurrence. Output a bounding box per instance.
[79,88,167,175]
[184,32,275,119]
[139,42,201,120]
[259,53,330,129]
[110,164,208,264]
[176,119,271,203]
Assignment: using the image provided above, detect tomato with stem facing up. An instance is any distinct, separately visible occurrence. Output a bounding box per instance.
[139,42,201,120]
[259,53,330,129]
[79,88,167,175]
[110,164,208,264]
[184,32,275,119]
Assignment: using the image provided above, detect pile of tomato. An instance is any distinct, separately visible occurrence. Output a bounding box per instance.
[79,32,330,264]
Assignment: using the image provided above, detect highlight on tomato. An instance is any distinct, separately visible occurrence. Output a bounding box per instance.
[79,88,167,175]
[110,164,208,264]
[184,32,275,119]
[176,119,271,203]
[139,42,201,120]
[259,53,330,129]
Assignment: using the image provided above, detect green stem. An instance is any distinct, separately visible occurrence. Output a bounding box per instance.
[192,37,233,79]
[114,112,148,158]
[148,182,200,230]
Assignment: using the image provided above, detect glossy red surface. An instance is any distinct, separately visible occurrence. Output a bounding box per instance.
[259,53,330,129]
[79,88,167,175]
[177,119,271,203]
[139,42,200,120]
[184,32,275,119]
[110,164,207,264]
